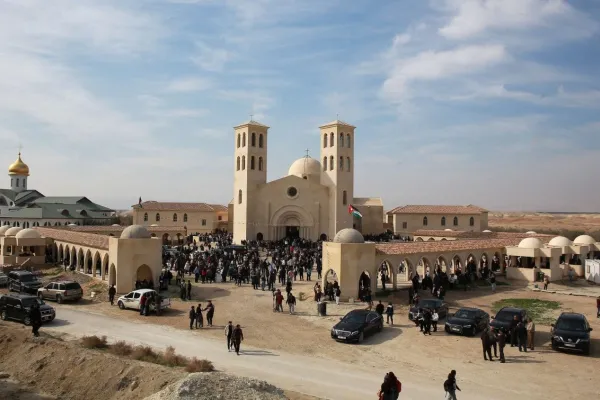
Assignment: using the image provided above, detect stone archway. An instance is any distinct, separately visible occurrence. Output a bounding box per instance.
[70,247,76,267]
[109,263,116,286]
[85,250,92,274]
[437,255,449,273]
[415,237,424,242]
[452,255,462,273]
[58,244,64,263]
[270,205,315,241]
[256,232,264,241]
[427,237,435,241]
[136,264,153,282]
[418,256,431,277]
[176,233,183,245]
[377,260,393,291]
[77,248,84,271]
[492,252,503,273]
[162,233,170,246]
[93,251,101,277]
[324,269,338,283]
[358,271,371,301]
[319,233,327,241]
[397,258,413,282]
[103,254,109,280]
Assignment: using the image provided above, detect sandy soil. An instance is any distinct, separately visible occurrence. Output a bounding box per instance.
[36,276,599,400]
[489,212,600,235]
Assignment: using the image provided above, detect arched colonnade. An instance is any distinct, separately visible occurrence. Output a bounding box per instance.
[52,240,114,285]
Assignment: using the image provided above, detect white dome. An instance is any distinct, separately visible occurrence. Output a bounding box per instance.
[526,231,537,235]
[518,237,543,249]
[482,230,492,233]
[5,227,22,236]
[15,228,42,239]
[120,225,151,239]
[573,235,596,245]
[548,236,572,247]
[333,228,364,244]
[288,156,321,179]
[0,225,11,236]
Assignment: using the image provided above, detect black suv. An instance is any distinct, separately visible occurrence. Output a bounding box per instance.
[490,307,527,332]
[8,270,42,294]
[551,312,592,355]
[0,294,56,325]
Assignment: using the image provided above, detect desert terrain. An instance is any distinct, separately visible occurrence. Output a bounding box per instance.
[3,266,597,400]
[489,212,600,238]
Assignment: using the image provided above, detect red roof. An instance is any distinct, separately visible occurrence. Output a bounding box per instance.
[387,205,488,215]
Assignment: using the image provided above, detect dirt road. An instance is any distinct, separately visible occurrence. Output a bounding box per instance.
[44,308,483,400]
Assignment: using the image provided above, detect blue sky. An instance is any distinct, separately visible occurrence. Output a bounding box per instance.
[1,0,599,212]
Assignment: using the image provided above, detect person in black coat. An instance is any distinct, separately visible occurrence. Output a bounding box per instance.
[108,285,116,306]
[509,315,519,347]
[517,321,527,352]
[189,306,196,330]
[422,308,432,335]
[481,327,493,361]
[497,328,506,363]
[408,286,414,305]
[29,303,42,337]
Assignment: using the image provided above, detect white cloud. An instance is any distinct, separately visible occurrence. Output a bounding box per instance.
[438,0,597,41]
[166,77,212,92]
[191,41,232,72]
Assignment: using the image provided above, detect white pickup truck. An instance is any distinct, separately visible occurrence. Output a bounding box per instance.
[116,289,170,313]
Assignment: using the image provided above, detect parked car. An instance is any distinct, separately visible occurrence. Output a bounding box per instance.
[0,272,8,287]
[489,307,527,332]
[551,312,592,355]
[117,289,171,312]
[0,293,55,325]
[408,298,448,321]
[8,270,43,294]
[445,307,490,336]
[37,281,83,303]
[331,309,383,343]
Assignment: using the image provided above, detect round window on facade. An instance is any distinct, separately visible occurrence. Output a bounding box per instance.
[287,186,298,197]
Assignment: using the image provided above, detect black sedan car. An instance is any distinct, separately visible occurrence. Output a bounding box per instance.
[444,307,490,336]
[408,299,448,321]
[331,309,383,343]
[551,312,592,355]
[489,307,527,332]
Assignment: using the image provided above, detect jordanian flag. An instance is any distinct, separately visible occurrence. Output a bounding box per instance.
[349,205,363,218]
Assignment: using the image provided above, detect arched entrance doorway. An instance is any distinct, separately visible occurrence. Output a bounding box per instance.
[109,263,116,286]
[270,205,314,241]
[136,264,153,282]
[437,256,449,273]
[319,233,327,241]
[377,261,392,291]
[358,271,371,301]
[162,233,170,245]
[418,257,431,277]
[103,254,109,280]
[256,232,263,241]
[94,252,101,277]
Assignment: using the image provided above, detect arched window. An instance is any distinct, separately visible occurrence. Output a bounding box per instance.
[340,133,344,147]
[423,216,428,226]
[329,156,334,171]
[183,213,188,222]
[173,213,178,222]
[238,189,242,204]
[143,213,148,222]
[323,156,327,171]
[453,216,458,226]
[259,134,264,148]
[339,156,344,170]
[330,132,334,147]
[258,157,263,171]
[236,156,240,171]
[347,134,351,148]
[342,190,347,205]
[155,213,160,222]
[441,216,446,226]
[323,135,327,148]
[469,217,475,226]
[237,134,240,148]
[242,132,246,147]
[251,132,256,147]
[347,157,351,171]
[250,156,255,170]
[242,156,246,170]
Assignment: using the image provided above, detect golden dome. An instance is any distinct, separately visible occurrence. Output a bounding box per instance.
[8,152,30,176]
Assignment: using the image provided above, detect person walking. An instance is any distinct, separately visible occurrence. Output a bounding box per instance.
[224,321,233,351]
[195,303,204,328]
[497,328,506,363]
[517,319,527,352]
[186,280,192,300]
[108,285,116,306]
[526,317,535,350]
[334,286,341,305]
[386,302,394,326]
[375,300,385,316]
[509,315,519,347]
[431,309,439,332]
[189,306,196,330]
[139,294,147,316]
[232,324,244,355]
[422,308,432,335]
[481,327,493,361]
[489,272,496,293]
[378,372,401,400]
[204,301,215,327]
[444,370,461,400]
[287,292,296,314]
[28,303,42,337]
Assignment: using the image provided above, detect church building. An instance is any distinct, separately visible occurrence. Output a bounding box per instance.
[231,119,383,243]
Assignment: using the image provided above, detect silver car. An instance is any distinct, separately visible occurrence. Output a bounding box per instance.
[37,281,83,303]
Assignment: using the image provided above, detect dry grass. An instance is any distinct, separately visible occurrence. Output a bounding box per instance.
[80,335,108,349]
[185,357,215,373]
[77,336,213,372]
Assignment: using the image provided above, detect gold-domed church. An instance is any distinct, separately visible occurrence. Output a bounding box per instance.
[0,151,114,228]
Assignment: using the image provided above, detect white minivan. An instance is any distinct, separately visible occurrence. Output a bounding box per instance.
[116,289,170,313]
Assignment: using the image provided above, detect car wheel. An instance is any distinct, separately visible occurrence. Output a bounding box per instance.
[358,332,364,343]
[445,325,450,333]
[24,316,31,326]
[0,310,7,320]
[583,346,590,356]
[118,301,125,310]
[551,341,558,351]
[56,295,63,304]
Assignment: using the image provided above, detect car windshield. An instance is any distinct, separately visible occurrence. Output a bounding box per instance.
[64,283,81,290]
[342,313,366,324]
[556,318,586,331]
[22,297,44,307]
[18,274,36,282]
[454,310,477,319]
[495,311,518,322]
[418,300,439,309]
